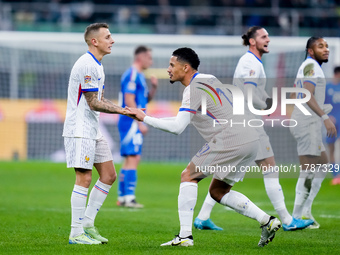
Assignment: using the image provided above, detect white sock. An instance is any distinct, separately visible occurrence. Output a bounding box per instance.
[292,170,313,218]
[83,179,112,228]
[302,166,328,217]
[70,185,88,238]
[178,182,197,238]
[263,167,292,225]
[124,195,136,204]
[197,192,216,221]
[220,190,270,225]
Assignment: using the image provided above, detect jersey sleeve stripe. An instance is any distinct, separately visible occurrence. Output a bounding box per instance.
[82,88,99,92]
[206,110,220,123]
[244,81,257,87]
[179,108,196,114]
[130,68,137,82]
[77,84,82,106]
[304,80,316,86]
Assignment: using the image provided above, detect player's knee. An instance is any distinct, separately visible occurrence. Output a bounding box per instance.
[75,169,92,187]
[99,170,117,185]
[209,185,231,203]
[209,188,223,203]
[106,171,117,185]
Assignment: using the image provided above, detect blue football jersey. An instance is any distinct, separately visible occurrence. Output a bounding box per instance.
[118,67,149,130]
[325,82,340,118]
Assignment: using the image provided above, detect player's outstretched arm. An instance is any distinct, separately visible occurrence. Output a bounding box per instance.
[84,91,133,116]
[129,108,191,135]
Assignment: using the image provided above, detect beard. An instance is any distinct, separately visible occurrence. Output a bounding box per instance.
[259,48,269,54]
[170,80,175,84]
[316,56,329,63]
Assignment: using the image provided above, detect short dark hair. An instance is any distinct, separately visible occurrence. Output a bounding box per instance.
[84,23,109,45]
[172,47,200,70]
[305,36,323,58]
[334,66,340,74]
[242,26,263,46]
[134,45,150,56]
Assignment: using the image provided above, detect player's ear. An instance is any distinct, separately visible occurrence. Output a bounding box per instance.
[91,38,98,47]
[249,38,256,46]
[307,48,314,57]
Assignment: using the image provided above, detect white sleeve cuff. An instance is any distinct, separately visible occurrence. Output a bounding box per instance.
[144,111,191,135]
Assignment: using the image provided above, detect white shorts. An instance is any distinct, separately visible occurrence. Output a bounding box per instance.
[290,119,325,156]
[192,140,258,185]
[255,127,274,161]
[64,136,113,170]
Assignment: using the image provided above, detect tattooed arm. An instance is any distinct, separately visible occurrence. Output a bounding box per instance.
[84,91,131,115]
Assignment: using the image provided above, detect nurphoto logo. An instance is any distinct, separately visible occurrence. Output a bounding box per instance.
[197,83,312,128]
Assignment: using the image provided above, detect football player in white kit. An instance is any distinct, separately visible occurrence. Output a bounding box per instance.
[131,47,281,247]
[290,37,337,229]
[195,26,314,231]
[63,23,135,244]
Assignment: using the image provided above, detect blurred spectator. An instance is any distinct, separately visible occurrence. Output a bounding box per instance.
[156,6,176,34]
[190,8,217,34]
[175,8,192,34]
[36,0,62,23]
[72,1,94,23]
[137,6,155,25]
[215,9,236,35]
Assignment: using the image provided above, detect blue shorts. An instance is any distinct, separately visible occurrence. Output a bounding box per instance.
[118,121,143,157]
[325,117,340,144]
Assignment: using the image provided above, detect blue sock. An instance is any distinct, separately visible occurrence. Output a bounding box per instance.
[124,169,137,197]
[117,169,126,198]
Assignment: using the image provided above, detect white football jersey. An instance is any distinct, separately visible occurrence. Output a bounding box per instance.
[292,57,326,120]
[233,51,267,105]
[62,51,105,139]
[180,73,258,147]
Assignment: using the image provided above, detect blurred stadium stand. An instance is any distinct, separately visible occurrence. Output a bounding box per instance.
[0,0,339,36]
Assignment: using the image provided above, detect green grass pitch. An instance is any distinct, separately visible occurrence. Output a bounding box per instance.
[0,161,339,254]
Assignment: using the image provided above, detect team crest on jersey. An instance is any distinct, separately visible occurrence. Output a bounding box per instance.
[249,70,256,76]
[128,81,136,91]
[318,146,321,150]
[85,155,90,163]
[85,76,91,84]
[266,146,270,151]
[303,63,315,77]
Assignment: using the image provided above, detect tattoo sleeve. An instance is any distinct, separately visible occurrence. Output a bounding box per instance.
[83,91,124,114]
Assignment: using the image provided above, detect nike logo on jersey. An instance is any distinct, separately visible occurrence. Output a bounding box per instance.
[98,78,102,80]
